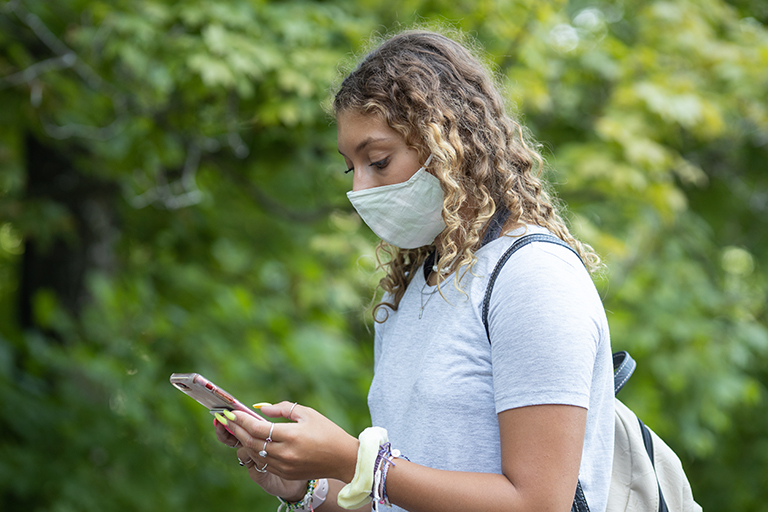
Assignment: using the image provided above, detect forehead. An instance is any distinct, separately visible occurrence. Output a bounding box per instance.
[336,111,403,154]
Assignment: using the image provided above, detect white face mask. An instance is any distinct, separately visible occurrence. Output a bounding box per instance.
[346,155,445,249]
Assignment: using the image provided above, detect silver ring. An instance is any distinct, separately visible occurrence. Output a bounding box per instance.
[259,440,268,458]
[254,462,268,473]
[231,440,241,449]
[266,423,275,443]
[289,402,298,420]
[238,457,253,467]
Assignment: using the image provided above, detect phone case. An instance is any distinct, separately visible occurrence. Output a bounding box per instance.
[170,373,266,421]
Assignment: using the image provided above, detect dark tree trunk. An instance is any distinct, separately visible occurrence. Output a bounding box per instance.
[19,134,119,331]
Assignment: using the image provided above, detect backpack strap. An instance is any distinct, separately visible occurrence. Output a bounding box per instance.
[571,482,589,512]
[638,416,671,512]
[612,351,636,395]
[480,207,512,246]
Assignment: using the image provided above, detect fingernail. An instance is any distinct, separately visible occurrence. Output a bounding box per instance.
[214,412,228,426]
[222,410,236,421]
[252,402,272,409]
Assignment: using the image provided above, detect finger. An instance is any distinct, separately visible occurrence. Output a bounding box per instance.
[236,447,257,469]
[247,460,270,478]
[258,401,306,422]
[218,413,277,459]
[234,447,274,487]
[227,410,276,441]
[213,417,239,447]
[215,416,238,436]
[241,448,270,476]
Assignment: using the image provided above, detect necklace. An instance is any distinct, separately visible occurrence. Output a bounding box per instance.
[419,250,448,319]
[419,277,439,319]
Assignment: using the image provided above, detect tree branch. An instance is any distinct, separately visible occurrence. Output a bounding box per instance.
[218,164,342,223]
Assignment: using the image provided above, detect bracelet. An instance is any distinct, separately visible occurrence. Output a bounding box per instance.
[371,442,409,511]
[277,478,329,511]
[337,427,389,509]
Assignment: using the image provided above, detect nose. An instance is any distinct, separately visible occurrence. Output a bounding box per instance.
[351,167,374,192]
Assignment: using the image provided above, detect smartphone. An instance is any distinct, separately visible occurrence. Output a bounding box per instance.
[170,373,267,421]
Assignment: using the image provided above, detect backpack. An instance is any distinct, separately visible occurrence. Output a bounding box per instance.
[481,232,702,512]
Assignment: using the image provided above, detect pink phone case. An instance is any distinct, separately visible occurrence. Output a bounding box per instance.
[170,373,266,421]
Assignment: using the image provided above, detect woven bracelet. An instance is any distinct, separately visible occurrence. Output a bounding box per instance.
[277,478,328,512]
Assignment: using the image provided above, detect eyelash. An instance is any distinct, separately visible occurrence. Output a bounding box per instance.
[344,158,389,174]
[371,157,389,169]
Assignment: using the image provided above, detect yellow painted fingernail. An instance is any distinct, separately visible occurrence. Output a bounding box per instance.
[214,412,228,426]
[222,410,236,421]
[252,402,272,409]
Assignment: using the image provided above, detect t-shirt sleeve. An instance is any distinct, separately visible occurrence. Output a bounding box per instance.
[487,243,603,413]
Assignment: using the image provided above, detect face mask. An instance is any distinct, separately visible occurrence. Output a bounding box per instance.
[346,155,445,249]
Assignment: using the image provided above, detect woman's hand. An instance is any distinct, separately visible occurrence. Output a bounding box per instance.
[214,412,308,501]
[214,402,359,495]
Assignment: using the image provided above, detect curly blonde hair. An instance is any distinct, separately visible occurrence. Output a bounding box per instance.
[333,29,600,319]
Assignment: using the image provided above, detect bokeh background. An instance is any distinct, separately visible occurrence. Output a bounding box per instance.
[1,0,766,510]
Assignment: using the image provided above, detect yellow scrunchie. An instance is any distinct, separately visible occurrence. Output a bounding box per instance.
[337,427,389,509]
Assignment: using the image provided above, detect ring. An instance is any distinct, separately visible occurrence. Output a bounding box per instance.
[238,457,253,467]
[289,402,298,420]
[254,462,268,473]
[259,423,274,457]
[231,440,241,449]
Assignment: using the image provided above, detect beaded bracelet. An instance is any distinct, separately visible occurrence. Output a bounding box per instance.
[277,478,328,512]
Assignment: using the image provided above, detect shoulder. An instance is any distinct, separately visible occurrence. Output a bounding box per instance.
[476,225,588,288]
[481,226,606,349]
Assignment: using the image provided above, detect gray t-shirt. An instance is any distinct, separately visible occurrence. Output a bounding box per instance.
[368,226,614,512]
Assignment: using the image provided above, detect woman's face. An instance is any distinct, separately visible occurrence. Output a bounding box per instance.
[337,111,426,192]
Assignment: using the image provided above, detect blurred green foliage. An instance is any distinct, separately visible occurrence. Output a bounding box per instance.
[1,0,766,510]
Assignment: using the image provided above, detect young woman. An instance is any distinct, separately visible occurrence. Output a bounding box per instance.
[213,30,614,512]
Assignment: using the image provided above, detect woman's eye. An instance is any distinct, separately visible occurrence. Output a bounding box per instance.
[370,157,389,169]
[344,166,354,174]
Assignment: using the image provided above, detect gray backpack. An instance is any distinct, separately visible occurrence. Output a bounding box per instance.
[481,233,702,512]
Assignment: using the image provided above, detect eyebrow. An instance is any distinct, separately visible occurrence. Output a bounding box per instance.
[338,136,396,156]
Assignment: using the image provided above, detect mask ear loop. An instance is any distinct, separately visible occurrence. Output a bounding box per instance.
[422,154,434,170]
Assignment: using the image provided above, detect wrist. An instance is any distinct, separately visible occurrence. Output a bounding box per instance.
[337,427,389,509]
[278,479,329,512]
[281,482,309,503]
[335,436,360,483]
